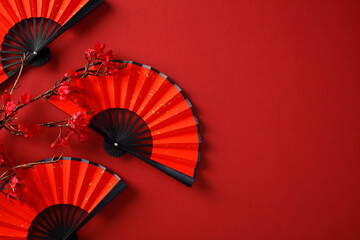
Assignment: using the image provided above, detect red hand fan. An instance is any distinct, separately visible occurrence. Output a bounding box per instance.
[0,0,103,83]
[0,157,127,239]
[49,61,201,187]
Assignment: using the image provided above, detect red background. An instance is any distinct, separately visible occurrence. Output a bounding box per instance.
[1,0,360,239]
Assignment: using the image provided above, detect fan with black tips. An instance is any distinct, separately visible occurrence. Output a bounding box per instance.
[0,0,103,84]
[48,61,201,187]
[0,157,127,240]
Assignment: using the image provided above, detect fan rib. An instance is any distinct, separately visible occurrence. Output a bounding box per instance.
[0,50,24,55]
[41,19,53,40]
[59,204,65,228]
[2,42,28,53]
[128,130,151,142]
[5,34,29,51]
[65,205,71,231]
[70,209,86,233]
[115,108,119,132]
[1,56,23,61]
[68,207,78,231]
[17,23,32,47]
[29,226,50,237]
[27,234,48,239]
[24,19,34,45]
[124,115,141,134]
[128,122,147,137]
[100,112,113,137]
[119,109,126,131]
[33,18,37,46]
[52,206,61,229]
[130,143,153,147]
[123,111,134,132]
[10,28,31,50]
[3,60,22,70]
[107,109,115,130]
[32,220,52,235]
[44,209,56,230]
[94,115,112,138]
[45,23,60,43]
[129,136,152,143]
[37,17,44,40]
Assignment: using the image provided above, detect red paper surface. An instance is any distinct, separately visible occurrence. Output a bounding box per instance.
[0,0,360,239]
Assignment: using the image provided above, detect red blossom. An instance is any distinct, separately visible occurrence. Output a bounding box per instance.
[19,93,31,104]
[7,175,25,201]
[0,144,11,167]
[63,69,80,81]
[17,124,41,138]
[58,81,71,100]
[94,42,105,58]
[5,101,16,115]
[69,111,89,128]
[51,135,70,149]
[73,97,91,111]
[78,129,88,141]
[9,175,19,189]
[2,93,11,103]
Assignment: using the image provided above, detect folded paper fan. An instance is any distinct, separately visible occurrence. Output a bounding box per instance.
[49,61,201,187]
[0,157,127,239]
[0,0,103,83]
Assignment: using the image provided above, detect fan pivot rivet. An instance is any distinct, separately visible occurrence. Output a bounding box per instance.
[33,51,37,55]
[114,142,119,147]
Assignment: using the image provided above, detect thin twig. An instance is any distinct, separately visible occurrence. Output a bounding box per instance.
[0,155,62,181]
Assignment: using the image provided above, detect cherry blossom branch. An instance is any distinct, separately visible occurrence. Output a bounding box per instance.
[0,42,126,148]
[0,155,62,182]
[0,154,63,201]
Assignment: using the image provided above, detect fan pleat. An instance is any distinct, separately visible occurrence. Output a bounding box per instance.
[48,0,61,20]
[22,169,48,214]
[82,168,110,211]
[144,91,183,124]
[73,160,88,207]
[10,0,27,21]
[58,0,89,25]
[0,7,14,28]
[80,166,102,210]
[61,160,70,205]
[45,161,60,205]
[40,0,50,18]
[54,158,65,204]
[35,162,56,205]
[29,0,37,16]
[0,208,30,233]
[0,1,18,24]
[98,74,113,109]
[149,107,195,131]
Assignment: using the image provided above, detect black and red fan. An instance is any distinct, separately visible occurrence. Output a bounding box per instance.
[49,61,201,187]
[0,0,103,83]
[0,157,127,239]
